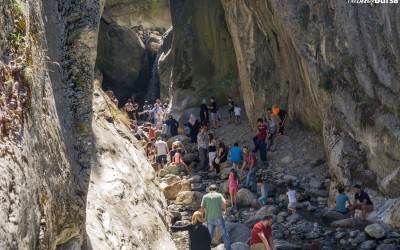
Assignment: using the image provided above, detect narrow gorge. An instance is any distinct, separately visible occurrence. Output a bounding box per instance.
[0,0,399,250]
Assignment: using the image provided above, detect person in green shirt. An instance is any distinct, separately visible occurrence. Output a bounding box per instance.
[200,184,231,250]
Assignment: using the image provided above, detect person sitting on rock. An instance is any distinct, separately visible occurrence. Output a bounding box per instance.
[171,211,211,250]
[250,215,274,250]
[286,183,297,214]
[172,148,191,175]
[349,184,373,220]
[257,179,269,207]
[334,187,352,215]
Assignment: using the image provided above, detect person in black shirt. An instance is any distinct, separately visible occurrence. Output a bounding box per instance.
[208,97,220,129]
[171,211,211,250]
[349,184,373,220]
[199,99,209,126]
[228,97,235,124]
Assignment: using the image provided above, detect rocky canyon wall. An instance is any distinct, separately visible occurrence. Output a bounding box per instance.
[163,0,239,114]
[1,0,176,248]
[220,0,400,200]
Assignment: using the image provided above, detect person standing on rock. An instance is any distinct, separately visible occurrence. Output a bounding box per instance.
[240,146,258,193]
[166,115,179,137]
[207,133,218,172]
[212,141,228,174]
[269,107,288,136]
[250,215,274,250]
[197,126,209,170]
[124,99,134,120]
[200,99,209,126]
[171,211,211,250]
[155,137,169,171]
[208,97,220,129]
[228,97,235,124]
[188,114,200,144]
[334,187,352,215]
[266,116,277,151]
[349,184,373,220]
[229,169,239,207]
[234,104,241,125]
[252,118,268,164]
[257,179,269,207]
[200,184,231,250]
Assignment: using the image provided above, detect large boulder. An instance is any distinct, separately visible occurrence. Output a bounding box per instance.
[360,240,377,250]
[244,205,278,228]
[305,188,328,198]
[364,223,385,239]
[236,189,257,207]
[273,240,303,250]
[164,163,186,176]
[166,135,191,148]
[231,242,250,250]
[161,174,181,185]
[322,210,347,223]
[162,180,191,200]
[175,191,203,204]
[211,221,251,245]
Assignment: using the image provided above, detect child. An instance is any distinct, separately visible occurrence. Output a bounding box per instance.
[229,169,239,207]
[234,104,241,125]
[173,148,191,175]
[286,183,297,214]
[257,179,269,207]
[334,187,352,214]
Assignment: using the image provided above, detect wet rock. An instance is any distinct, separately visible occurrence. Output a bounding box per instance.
[365,223,385,239]
[322,210,346,223]
[236,189,257,207]
[360,240,377,250]
[331,218,369,228]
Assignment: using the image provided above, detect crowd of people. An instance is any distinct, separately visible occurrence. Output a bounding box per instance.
[105,90,374,250]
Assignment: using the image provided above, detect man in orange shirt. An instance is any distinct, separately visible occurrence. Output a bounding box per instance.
[268,107,288,136]
[250,215,274,250]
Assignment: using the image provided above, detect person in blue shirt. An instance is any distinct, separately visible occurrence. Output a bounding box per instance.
[229,142,242,163]
[334,187,352,214]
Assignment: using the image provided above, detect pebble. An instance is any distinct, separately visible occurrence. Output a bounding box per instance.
[360,240,376,250]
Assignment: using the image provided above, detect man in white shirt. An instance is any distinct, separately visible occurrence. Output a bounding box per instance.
[155,137,169,171]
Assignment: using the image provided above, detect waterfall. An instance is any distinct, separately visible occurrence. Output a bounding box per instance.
[145,50,161,102]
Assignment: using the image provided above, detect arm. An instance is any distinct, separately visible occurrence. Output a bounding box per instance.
[258,232,271,250]
[200,206,205,216]
[240,159,246,172]
[249,155,255,171]
[171,223,192,232]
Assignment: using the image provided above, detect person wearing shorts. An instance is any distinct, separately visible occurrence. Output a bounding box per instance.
[155,137,169,171]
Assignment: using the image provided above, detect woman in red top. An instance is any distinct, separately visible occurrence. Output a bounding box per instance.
[250,215,274,250]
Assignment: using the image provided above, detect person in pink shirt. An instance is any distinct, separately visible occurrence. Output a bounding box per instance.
[173,148,191,175]
[229,169,239,207]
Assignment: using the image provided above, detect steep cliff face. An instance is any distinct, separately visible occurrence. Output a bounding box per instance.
[221,0,400,199]
[1,0,98,247]
[164,0,239,113]
[1,0,176,248]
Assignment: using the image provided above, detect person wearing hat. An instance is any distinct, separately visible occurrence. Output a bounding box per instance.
[200,184,231,250]
[250,215,274,250]
[171,211,211,250]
